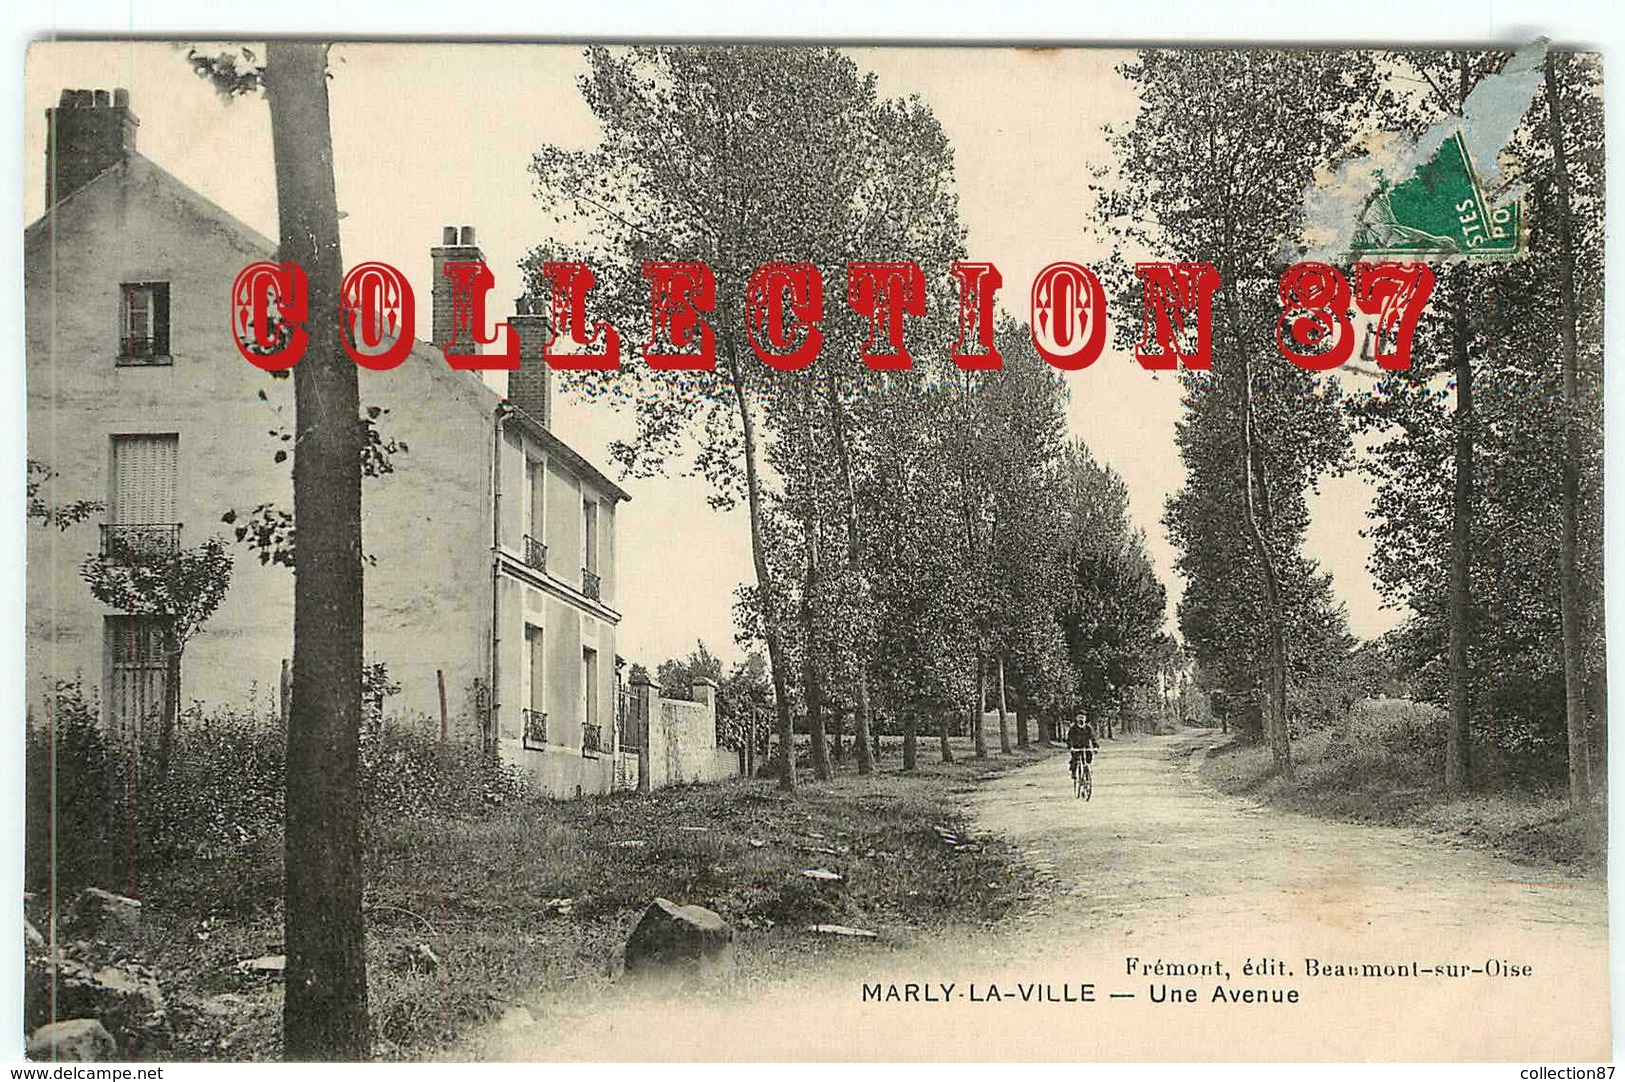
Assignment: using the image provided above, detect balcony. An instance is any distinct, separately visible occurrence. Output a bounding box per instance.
[522,534,548,573]
[100,523,182,560]
[582,567,602,601]
[522,708,548,752]
[582,721,603,758]
[117,336,171,366]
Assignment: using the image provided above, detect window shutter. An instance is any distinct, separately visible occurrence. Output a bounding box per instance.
[153,283,171,356]
[112,434,178,524]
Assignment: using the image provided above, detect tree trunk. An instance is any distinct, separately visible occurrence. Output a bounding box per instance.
[268,42,370,1062]
[728,352,796,792]
[996,654,1011,754]
[1015,701,1029,750]
[970,653,988,758]
[1586,661,1607,790]
[1544,53,1592,810]
[938,710,955,763]
[902,709,917,771]
[824,380,875,776]
[157,645,180,783]
[805,669,831,781]
[1233,292,1291,779]
[1442,53,1476,798]
[830,707,845,763]
[798,388,832,783]
[1444,285,1474,796]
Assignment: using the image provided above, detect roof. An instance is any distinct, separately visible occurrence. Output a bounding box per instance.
[504,403,632,503]
[25,152,277,258]
[27,149,631,505]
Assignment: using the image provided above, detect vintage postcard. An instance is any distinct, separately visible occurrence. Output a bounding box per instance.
[16,35,1611,1065]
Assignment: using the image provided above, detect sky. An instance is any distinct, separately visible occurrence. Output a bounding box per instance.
[23,41,1399,669]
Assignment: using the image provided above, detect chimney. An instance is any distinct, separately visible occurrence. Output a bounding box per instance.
[509,293,551,429]
[430,224,485,354]
[45,87,139,208]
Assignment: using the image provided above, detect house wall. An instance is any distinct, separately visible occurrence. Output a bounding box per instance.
[494,578,620,795]
[489,409,626,794]
[24,158,498,731]
[495,425,620,605]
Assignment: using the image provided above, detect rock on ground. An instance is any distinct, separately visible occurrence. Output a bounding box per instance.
[64,888,143,941]
[27,1019,117,1062]
[623,898,734,976]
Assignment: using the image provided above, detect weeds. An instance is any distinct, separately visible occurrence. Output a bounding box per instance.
[1200,699,1605,874]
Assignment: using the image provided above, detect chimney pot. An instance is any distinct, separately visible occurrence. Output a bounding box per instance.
[508,298,552,429]
[431,225,486,353]
[45,85,139,207]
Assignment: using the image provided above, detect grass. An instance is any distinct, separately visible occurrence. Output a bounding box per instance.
[109,735,1056,1060]
[1197,699,1605,876]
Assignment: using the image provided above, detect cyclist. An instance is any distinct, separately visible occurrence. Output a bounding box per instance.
[1065,714,1100,784]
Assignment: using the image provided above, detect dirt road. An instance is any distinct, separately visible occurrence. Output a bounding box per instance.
[472,731,1611,1061]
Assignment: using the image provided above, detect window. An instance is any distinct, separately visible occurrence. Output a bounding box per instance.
[119,283,171,364]
[582,499,598,573]
[581,647,601,756]
[581,498,601,599]
[522,625,546,751]
[105,434,179,558]
[522,457,547,572]
[105,614,174,740]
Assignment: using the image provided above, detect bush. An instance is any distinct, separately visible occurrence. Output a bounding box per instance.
[360,711,528,820]
[26,682,531,898]
[1324,697,1446,783]
[26,681,116,895]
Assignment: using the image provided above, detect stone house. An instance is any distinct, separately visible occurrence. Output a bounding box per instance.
[23,87,652,796]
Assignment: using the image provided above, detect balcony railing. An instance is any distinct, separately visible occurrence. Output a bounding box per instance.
[117,337,170,366]
[582,721,603,758]
[522,708,548,751]
[522,534,548,573]
[582,567,602,601]
[100,523,182,560]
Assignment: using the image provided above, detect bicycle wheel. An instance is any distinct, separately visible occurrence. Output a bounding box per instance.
[1082,764,1093,801]
[1072,764,1084,799]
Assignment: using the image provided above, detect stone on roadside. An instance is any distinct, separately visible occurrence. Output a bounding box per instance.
[89,964,166,1016]
[27,1019,117,1062]
[25,918,45,951]
[236,954,286,976]
[33,957,168,1057]
[623,898,734,976]
[65,888,142,941]
[808,924,878,938]
[801,868,842,882]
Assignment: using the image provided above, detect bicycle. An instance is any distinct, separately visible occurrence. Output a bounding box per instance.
[1069,748,1096,801]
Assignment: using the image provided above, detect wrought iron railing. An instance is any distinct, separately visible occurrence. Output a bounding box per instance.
[616,687,646,752]
[100,523,182,560]
[582,567,602,600]
[582,721,603,758]
[522,708,548,751]
[522,534,548,573]
[117,336,169,365]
